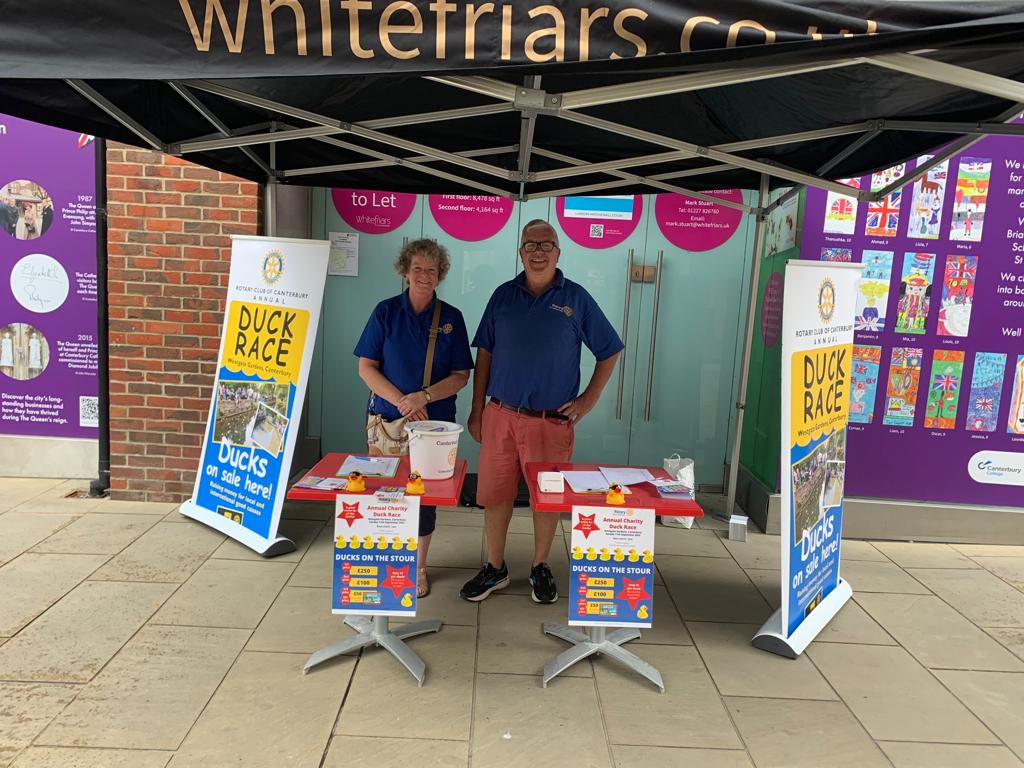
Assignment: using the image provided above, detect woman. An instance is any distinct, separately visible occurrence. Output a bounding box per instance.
[353,239,473,597]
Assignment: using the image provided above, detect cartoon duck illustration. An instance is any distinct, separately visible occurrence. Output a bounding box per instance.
[349,535,361,549]
[572,546,584,560]
[335,535,346,548]
[376,535,388,549]
[613,548,624,562]
[586,546,597,560]
[599,547,611,561]
[347,471,366,493]
[627,548,639,562]
[605,483,625,506]
[637,605,649,620]
[642,549,654,563]
[400,593,413,608]
[362,535,374,548]
[405,471,426,495]
[406,537,418,550]
[392,536,405,550]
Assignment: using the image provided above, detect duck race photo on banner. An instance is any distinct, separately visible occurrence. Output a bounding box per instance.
[180,235,329,555]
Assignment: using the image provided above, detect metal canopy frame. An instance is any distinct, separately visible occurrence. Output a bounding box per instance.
[63,49,1024,517]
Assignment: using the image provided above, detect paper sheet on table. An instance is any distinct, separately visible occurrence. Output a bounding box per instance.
[599,467,655,486]
[562,471,633,494]
[337,455,399,477]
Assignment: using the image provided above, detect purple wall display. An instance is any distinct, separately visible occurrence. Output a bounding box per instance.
[0,114,98,439]
[801,130,1024,507]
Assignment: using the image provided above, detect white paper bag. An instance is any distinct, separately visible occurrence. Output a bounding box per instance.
[661,453,696,529]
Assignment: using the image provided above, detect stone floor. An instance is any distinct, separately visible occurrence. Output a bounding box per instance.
[1,477,1024,767]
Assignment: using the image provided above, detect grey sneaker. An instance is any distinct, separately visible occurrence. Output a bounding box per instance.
[529,562,558,604]
[460,561,510,602]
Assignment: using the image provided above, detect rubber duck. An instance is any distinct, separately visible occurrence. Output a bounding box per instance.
[405,471,426,495]
[586,546,597,560]
[349,534,361,548]
[347,471,366,493]
[392,536,405,549]
[605,483,625,505]
[376,535,388,549]
[335,535,347,548]
[642,549,654,563]
[599,547,611,561]
[637,605,649,620]
[362,535,374,548]
[613,548,625,562]
[627,548,639,562]
[572,546,585,560]
[400,593,413,608]
[406,537,418,550]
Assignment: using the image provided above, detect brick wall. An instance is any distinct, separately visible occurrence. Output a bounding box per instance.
[106,143,262,501]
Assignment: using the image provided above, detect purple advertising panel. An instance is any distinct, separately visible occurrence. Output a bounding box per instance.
[0,114,98,438]
[802,133,1024,507]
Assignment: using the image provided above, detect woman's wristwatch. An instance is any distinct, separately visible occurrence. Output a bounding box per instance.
[421,387,432,402]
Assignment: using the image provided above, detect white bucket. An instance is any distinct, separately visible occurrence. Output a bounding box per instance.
[404,420,464,480]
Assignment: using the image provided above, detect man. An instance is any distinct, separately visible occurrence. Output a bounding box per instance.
[460,219,623,604]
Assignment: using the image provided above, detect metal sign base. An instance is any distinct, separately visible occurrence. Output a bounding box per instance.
[542,623,664,692]
[179,501,296,558]
[304,614,442,686]
[751,578,853,659]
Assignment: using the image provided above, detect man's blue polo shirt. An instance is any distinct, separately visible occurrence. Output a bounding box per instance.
[353,291,473,421]
[473,270,624,411]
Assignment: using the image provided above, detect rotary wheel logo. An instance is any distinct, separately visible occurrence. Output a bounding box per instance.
[441,323,453,334]
[817,279,836,324]
[261,250,284,285]
[562,306,573,317]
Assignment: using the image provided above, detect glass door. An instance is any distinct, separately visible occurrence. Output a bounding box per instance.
[627,192,755,487]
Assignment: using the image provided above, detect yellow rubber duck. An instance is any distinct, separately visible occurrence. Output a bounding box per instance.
[405,471,426,495]
[572,546,584,560]
[586,546,597,560]
[362,535,374,548]
[613,548,624,562]
[335,535,347,548]
[400,593,413,607]
[637,605,649,620]
[627,548,639,562]
[392,536,404,549]
[347,471,366,493]
[406,537,418,550]
[349,534,361,548]
[376,535,388,549]
[599,547,611,561]
[642,549,654,563]
[605,483,626,506]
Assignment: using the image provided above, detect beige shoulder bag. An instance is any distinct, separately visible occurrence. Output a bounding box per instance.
[366,300,443,456]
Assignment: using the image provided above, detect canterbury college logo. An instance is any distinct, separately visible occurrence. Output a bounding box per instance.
[817,279,836,324]
[261,250,284,285]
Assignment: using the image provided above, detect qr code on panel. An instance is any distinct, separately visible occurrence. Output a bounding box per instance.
[79,396,99,427]
[589,223,604,238]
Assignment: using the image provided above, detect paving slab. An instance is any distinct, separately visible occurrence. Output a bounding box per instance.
[10,747,172,768]
[659,555,772,623]
[0,682,79,767]
[877,741,1024,768]
[90,522,225,583]
[0,553,109,636]
[323,736,468,768]
[0,514,78,566]
[934,670,1024,758]
[909,568,1024,627]
[32,513,159,555]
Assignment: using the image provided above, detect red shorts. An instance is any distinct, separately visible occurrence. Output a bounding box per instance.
[476,400,574,507]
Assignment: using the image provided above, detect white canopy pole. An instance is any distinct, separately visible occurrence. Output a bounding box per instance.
[725,174,770,521]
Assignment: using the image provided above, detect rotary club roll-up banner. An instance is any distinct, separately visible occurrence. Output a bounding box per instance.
[180,235,329,556]
[754,260,862,658]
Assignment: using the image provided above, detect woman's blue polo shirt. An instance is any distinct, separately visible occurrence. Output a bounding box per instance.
[353,291,473,421]
[472,270,624,411]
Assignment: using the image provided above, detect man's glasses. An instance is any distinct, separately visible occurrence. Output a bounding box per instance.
[521,240,558,252]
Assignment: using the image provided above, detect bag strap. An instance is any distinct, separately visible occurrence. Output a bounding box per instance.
[423,298,442,388]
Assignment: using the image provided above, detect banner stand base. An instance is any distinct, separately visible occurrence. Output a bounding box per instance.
[179,500,296,558]
[751,578,853,659]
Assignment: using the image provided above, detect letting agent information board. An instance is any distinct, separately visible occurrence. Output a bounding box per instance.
[526,462,702,692]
